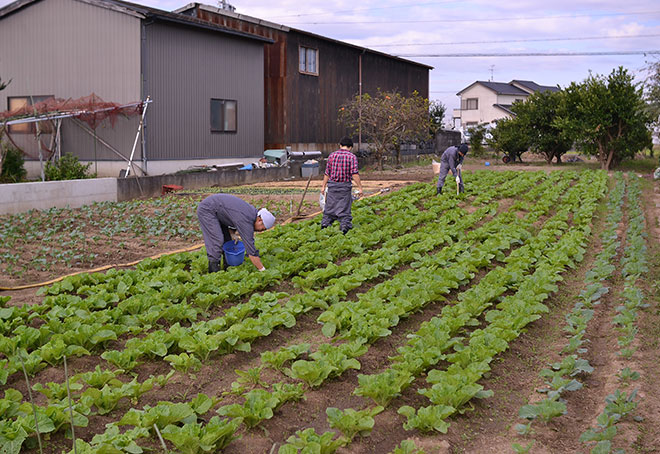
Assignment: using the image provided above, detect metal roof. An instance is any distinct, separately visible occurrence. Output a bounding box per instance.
[0,0,273,43]
[176,2,433,70]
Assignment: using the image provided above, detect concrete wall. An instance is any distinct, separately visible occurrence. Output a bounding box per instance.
[1,164,304,214]
[0,178,117,215]
[118,162,305,200]
[23,156,268,179]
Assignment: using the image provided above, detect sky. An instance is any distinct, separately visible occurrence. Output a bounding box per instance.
[2,0,659,126]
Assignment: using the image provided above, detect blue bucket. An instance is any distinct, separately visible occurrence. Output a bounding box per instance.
[222,241,246,267]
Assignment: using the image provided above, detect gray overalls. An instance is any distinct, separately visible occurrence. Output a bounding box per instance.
[197,194,259,263]
[436,145,464,193]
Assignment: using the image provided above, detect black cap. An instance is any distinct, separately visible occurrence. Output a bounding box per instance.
[458,143,468,154]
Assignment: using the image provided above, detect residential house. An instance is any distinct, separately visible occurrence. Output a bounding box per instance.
[452,79,559,131]
[0,0,270,177]
[176,3,432,154]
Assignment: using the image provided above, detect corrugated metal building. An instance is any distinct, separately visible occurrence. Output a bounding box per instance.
[176,3,432,154]
[0,0,270,177]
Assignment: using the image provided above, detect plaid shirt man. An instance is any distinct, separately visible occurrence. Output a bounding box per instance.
[325,149,358,182]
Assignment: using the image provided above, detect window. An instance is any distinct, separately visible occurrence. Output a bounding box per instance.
[210,99,237,132]
[461,98,478,110]
[7,95,54,133]
[299,46,318,75]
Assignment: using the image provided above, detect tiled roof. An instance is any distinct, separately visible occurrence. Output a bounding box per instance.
[493,104,515,115]
[510,80,560,93]
[475,81,529,95]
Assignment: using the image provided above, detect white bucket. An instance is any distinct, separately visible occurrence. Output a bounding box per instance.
[432,160,441,175]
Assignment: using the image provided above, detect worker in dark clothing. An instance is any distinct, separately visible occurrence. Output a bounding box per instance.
[320,137,363,234]
[197,194,275,272]
[436,143,468,195]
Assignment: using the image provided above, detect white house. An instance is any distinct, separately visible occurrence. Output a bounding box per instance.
[452,80,559,132]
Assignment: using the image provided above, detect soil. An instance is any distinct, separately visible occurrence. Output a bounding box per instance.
[3,160,660,454]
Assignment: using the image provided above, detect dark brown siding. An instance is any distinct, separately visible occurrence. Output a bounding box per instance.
[286,30,429,146]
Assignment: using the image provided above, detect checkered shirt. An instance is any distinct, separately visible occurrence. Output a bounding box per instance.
[325,149,358,182]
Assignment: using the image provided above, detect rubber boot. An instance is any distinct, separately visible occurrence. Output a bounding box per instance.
[436,186,442,195]
[208,260,221,273]
[221,254,228,271]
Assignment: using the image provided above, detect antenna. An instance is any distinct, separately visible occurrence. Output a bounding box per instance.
[489,65,495,81]
[218,0,236,11]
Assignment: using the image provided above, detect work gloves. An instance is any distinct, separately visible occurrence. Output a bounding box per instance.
[229,230,241,244]
[457,164,462,171]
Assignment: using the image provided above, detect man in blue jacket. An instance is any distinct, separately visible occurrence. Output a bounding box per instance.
[197,194,275,273]
[436,143,468,195]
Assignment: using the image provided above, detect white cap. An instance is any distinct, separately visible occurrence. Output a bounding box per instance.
[258,208,276,229]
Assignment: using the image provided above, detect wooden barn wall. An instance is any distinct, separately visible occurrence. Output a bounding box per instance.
[286,31,430,146]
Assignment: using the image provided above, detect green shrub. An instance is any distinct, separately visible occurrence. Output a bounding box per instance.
[0,145,27,183]
[467,124,487,156]
[45,153,96,180]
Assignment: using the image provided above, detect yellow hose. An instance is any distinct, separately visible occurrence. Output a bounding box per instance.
[0,190,389,291]
[0,243,205,291]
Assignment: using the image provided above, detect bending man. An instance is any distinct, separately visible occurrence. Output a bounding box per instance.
[197,194,275,272]
[436,143,468,195]
[320,136,363,234]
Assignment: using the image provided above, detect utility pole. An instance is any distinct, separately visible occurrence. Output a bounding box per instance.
[489,65,495,81]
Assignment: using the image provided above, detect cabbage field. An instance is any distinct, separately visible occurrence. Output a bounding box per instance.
[0,169,657,454]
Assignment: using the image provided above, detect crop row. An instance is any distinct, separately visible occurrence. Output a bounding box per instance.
[512,172,625,453]
[579,174,647,453]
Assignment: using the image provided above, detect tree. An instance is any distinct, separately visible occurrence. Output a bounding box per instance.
[44,153,96,181]
[429,100,446,136]
[557,67,653,170]
[487,117,529,163]
[467,123,488,156]
[643,59,660,128]
[0,75,12,176]
[0,145,27,183]
[339,90,431,169]
[512,90,572,164]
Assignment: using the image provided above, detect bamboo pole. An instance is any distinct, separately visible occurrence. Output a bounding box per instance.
[19,353,44,454]
[63,356,78,454]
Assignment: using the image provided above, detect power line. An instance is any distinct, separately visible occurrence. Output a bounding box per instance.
[268,1,462,19]
[368,33,660,48]
[397,50,660,57]
[287,10,660,25]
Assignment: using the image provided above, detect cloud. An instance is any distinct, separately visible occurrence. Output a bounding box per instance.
[2,0,657,113]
